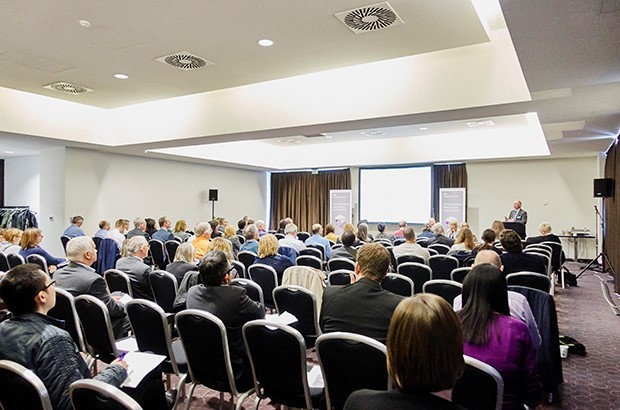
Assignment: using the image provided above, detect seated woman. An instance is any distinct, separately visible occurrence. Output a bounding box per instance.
[0,228,23,254]
[448,227,476,256]
[458,264,541,409]
[173,219,189,242]
[207,237,239,278]
[525,222,561,245]
[254,234,295,284]
[469,229,502,259]
[165,242,197,284]
[324,223,339,243]
[223,224,242,257]
[345,294,466,409]
[19,228,67,273]
[491,220,505,245]
[447,218,459,240]
[356,223,372,245]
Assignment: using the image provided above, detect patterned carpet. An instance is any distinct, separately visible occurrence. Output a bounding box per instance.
[171,262,620,409]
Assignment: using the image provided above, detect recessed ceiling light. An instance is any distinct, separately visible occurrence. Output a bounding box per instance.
[79,20,91,28]
[419,127,428,131]
[466,120,495,128]
[325,135,333,139]
[4,150,14,154]
[113,73,129,80]
[360,130,385,136]
[258,39,274,47]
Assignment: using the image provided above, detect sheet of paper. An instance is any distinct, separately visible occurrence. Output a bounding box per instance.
[264,311,298,325]
[307,365,324,389]
[115,336,138,353]
[120,351,166,388]
[110,291,133,305]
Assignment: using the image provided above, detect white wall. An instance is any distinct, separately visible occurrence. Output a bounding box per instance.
[4,155,40,213]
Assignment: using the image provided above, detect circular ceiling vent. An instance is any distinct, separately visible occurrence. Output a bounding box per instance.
[44,82,93,95]
[335,2,404,33]
[156,51,214,71]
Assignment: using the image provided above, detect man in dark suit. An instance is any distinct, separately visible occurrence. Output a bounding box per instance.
[116,236,154,301]
[330,230,357,261]
[507,199,528,225]
[320,243,403,343]
[499,229,546,275]
[126,217,150,239]
[429,223,454,247]
[186,250,265,390]
[55,236,129,337]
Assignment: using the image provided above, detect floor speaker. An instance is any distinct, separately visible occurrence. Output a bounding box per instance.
[594,178,614,197]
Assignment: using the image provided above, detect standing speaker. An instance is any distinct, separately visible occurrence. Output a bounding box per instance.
[594,178,614,197]
[209,189,218,201]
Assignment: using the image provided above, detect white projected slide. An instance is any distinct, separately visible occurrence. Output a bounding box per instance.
[359,167,431,223]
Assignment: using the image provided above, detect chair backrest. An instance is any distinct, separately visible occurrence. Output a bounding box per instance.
[315,332,390,410]
[243,320,313,409]
[230,278,265,306]
[273,285,320,346]
[506,272,551,293]
[427,247,438,256]
[393,238,405,246]
[540,241,563,272]
[0,252,10,272]
[305,243,326,260]
[231,259,246,279]
[395,254,425,266]
[526,243,552,253]
[453,355,504,410]
[373,239,391,247]
[74,294,119,363]
[148,270,178,312]
[422,279,463,304]
[6,253,25,268]
[297,232,311,242]
[26,254,49,275]
[164,240,180,262]
[523,249,551,275]
[148,239,166,269]
[0,359,53,410]
[381,273,414,296]
[428,243,451,254]
[296,255,322,270]
[104,269,134,297]
[237,234,245,244]
[300,247,323,260]
[48,288,87,353]
[327,269,353,286]
[397,262,432,294]
[327,257,355,272]
[248,264,278,308]
[331,243,343,250]
[238,251,258,270]
[451,267,472,283]
[274,233,285,240]
[428,254,459,280]
[92,236,103,251]
[60,235,71,253]
[69,379,141,410]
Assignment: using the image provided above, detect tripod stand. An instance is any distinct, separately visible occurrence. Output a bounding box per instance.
[578,205,616,278]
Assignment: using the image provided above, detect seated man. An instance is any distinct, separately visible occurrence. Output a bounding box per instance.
[55,236,129,337]
[255,219,268,237]
[320,243,404,343]
[186,250,265,389]
[278,223,306,253]
[392,220,407,238]
[499,229,547,275]
[429,222,454,247]
[305,223,332,259]
[330,230,358,261]
[374,222,395,244]
[127,217,150,239]
[106,218,130,249]
[152,216,175,242]
[239,224,259,254]
[116,236,154,301]
[392,226,431,264]
[62,215,85,238]
[0,264,169,410]
[94,219,111,239]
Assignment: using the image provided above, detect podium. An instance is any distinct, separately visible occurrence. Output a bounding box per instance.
[503,221,526,239]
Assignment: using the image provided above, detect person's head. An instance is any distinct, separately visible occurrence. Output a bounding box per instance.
[284,223,298,237]
[448,219,458,231]
[325,223,335,235]
[208,220,219,232]
[158,216,171,229]
[145,218,156,230]
[422,223,432,232]
[66,236,97,266]
[341,230,356,247]
[377,222,386,233]
[459,263,510,345]
[133,217,146,230]
[538,222,552,235]
[499,229,522,253]
[71,215,84,226]
[244,224,258,240]
[198,250,230,286]
[513,200,522,210]
[357,223,369,241]
[194,222,213,238]
[99,220,110,230]
[115,218,129,234]
[387,294,464,394]
[174,242,195,264]
[398,220,407,228]
[4,228,23,245]
[224,224,236,238]
[311,223,323,235]
[356,243,390,282]
[258,234,279,258]
[491,220,504,236]
[343,223,356,234]
[473,250,502,268]
[207,237,234,262]
[256,220,266,231]
[238,219,247,231]
[431,223,445,235]
[403,226,416,242]
[480,228,496,245]
[428,217,436,226]
[0,264,56,315]
[21,228,42,249]
[174,220,187,232]
[455,227,475,250]
[278,219,288,231]
[125,236,149,259]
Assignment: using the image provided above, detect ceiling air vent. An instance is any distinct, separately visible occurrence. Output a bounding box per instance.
[43,82,93,95]
[335,2,404,33]
[156,51,214,71]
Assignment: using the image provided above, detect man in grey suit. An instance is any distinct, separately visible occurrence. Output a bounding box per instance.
[126,217,150,239]
[508,199,528,224]
[116,236,154,301]
[320,243,403,343]
[55,236,129,337]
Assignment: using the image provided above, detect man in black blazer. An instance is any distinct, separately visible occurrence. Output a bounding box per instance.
[429,223,454,247]
[499,229,546,275]
[186,250,265,390]
[55,236,129,337]
[116,236,154,301]
[320,243,403,343]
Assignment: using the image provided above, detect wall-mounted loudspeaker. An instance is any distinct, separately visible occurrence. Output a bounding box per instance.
[209,189,218,201]
[594,178,614,198]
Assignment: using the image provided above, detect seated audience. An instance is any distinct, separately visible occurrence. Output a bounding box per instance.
[255,219,268,237]
[166,242,198,284]
[277,218,292,234]
[94,219,110,239]
[458,263,542,409]
[223,224,242,256]
[429,223,455,247]
[417,223,436,240]
[0,228,23,254]
[393,226,431,264]
[374,222,395,244]
[336,223,357,244]
[393,220,407,238]
[279,223,306,253]
[192,221,213,260]
[525,222,561,245]
[447,218,459,240]
[127,217,149,239]
[173,219,189,242]
[345,294,466,410]
[320,243,403,342]
[19,228,67,273]
[186,250,265,390]
[62,215,85,238]
[491,220,505,238]
[448,227,476,255]
[106,218,130,249]
[254,234,295,283]
[356,223,373,245]
[236,218,247,236]
[240,224,259,254]
[331,230,358,261]
[55,236,129,337]
[116,236,154,301]
[324,223,339,243]
[152,216,175,242]
[209,220,222,238]
[470,229,502,258]
[145,218,158,237]
[499,229,546,275]
[305,223,332,259]
[207,237,238,276]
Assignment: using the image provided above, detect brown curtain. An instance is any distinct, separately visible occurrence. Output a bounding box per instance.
[270,169,351,232]
[603,137,619,292]
[431,163,468,221]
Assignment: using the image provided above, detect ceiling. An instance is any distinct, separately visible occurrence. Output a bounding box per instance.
[0,0,618,169]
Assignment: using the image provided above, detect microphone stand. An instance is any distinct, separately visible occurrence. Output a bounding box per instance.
[578,205,615,278]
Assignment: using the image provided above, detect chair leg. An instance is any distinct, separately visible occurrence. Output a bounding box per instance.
[185,383,197,410]
[174,373,188,409]
[166,372,171,390]
[253,396,262,410]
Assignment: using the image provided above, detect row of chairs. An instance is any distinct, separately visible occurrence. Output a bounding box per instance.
[0,252,50,275]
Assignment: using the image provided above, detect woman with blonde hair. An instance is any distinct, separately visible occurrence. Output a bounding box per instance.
[166,242,197,283]
[254,234,294,283]
[223,224,242,256]
[19,228,67,273]
[345,294,465,409]
[207,237,235,263]
[449,227,476,254]
[173,220,189,242]
[1,228,23,254]
[324,223,339,243]
[491,220,505,238]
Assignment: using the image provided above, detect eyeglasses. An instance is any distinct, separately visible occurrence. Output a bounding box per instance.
[40,280,56,292]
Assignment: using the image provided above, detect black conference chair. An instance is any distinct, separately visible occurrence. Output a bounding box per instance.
[395,254,426,267]
[231,259,246,279]
[506,272,552,293]
[230,278,265,306]
[104,269,134,297]
[273,285,321,347]
[428,243,451,255]
[74,295,121,364]
[296,255,322,270]
[243,320,323,410]
[451,267,472,283]
[0,359,53,410]
[327,269,353,286]
[237,251,258,271]
[453,355,504,410]
[60,235,71,254]
[69,379,141,410]
[327,257,355,272]
[316,332,390,410]
[0,252,11,272]
[92,236,103,252]
[164,240,179,262]
[148,270,178,313]
[381,273,414,296]
[48,288,88,354]
[6,253,25,268]
[428,254,459,280]
[422,279,463,304]
[397,262,432,294]
[300,247,323,261]
[148,239,167,269]
[306,243,326,261]
[26,254,49,276]
[248,264,279,309]
[297,232,311,242]
[393,238,405,246]
[176,310,255,410]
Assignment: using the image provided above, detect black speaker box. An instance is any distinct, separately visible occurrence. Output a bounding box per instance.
[594,178,614,197]
[209,189,218,201]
